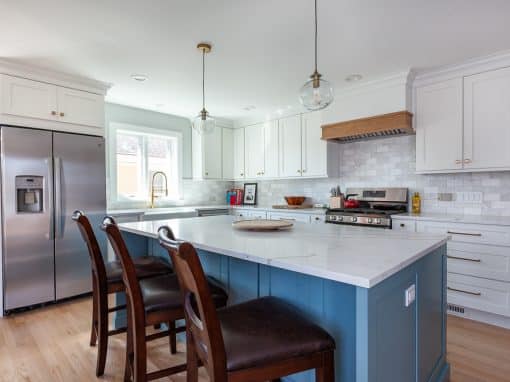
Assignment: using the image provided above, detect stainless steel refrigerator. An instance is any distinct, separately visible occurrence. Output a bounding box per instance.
[1,126,106,312]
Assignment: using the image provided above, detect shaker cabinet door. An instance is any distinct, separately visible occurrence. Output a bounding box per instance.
[415,78,464,173]
[245,123,265,178]
[263,120,279,178]
[302,111,327,177]
[56,87,104,128]
[233,128,245,179]
[203,127,223,179]
[463,66,510,170]
[1,75,58,121]
[279,115,302,177]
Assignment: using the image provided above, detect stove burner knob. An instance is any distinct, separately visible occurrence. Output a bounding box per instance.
[329,215,337,221]
[367,218,373,224]
[351,217,358,223]
[375,218,382,224]
[338,216,343,222]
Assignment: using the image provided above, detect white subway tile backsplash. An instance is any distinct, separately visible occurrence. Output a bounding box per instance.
[233,135,510,216]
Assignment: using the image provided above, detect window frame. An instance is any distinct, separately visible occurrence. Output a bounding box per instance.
[108,122,183,208]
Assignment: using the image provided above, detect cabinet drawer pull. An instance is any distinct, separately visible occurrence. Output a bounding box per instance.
[447,255,481,263]
[51,110,57,116]
[463,159,472,164]
[59,112,65,117]
[278,217,296,221]
[455,159,462,164]
[447,286,481,296]
[447,231,482,237]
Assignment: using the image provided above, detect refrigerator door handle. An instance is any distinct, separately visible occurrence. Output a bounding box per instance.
[54,156,64,239]
[46,157,55,240]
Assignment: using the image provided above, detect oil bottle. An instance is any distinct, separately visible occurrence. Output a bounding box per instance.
[412,192,421,214]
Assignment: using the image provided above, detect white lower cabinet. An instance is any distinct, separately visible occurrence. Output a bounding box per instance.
[232,209,326,224]
[393,217,510,327]
[267,212,310,223]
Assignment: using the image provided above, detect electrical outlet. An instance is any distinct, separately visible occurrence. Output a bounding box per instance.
[405,284,416,307]
[438,193,455,202]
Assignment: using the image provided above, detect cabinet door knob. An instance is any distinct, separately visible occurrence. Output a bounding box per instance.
[302,169,307,173]
[455,160,462,164]
[297,169,301,173]
[400,223,405,227]
[59,112,65,117]
[240,173,244,176]
[464,159,472,164]
[51,111,57,116]
[205,172,209,176]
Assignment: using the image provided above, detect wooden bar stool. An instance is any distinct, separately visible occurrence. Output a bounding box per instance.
[158,226,336,382]
[102,217,228,382]
[72,211,173,377]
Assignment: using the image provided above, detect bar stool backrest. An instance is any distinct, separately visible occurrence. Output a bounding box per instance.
[72,210,107,287]
[158,226,227,381]
[101,217,145,326]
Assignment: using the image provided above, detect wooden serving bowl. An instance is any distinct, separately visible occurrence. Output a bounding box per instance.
[284,196,306,206]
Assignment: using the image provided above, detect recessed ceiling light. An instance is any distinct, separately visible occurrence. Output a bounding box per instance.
[131,74,148,82]
[345,74,363,82]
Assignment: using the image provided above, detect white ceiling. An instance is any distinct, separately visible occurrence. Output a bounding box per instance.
[1,0,510,122]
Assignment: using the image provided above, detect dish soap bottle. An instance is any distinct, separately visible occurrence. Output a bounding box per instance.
[412,192,421,214]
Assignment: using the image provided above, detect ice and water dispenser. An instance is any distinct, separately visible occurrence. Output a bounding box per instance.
[16,176,44,213]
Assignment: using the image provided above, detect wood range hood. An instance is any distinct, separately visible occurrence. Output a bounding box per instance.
[321,111,414,143]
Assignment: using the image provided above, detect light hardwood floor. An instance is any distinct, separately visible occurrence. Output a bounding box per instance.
[0,296,509,382]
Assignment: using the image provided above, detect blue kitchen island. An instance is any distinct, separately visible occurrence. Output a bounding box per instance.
[118,216,450,382]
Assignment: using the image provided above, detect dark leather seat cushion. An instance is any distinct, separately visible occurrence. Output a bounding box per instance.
[218,296,335,371]
[140,274,228,315]
[105,256,172,284]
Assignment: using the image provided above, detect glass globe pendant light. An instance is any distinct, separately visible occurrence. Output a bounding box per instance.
[299,0,334,110]
[193,43,215,134]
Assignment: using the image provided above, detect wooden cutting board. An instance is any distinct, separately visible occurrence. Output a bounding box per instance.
[232,219,294,231]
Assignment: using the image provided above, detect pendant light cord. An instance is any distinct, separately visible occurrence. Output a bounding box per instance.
[314,0,318,73]
[202,48,206,109]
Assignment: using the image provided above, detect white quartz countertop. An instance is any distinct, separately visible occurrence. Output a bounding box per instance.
[231,205,327,215]
[392,212,510,226]
[108,205,327,216]
[118,216,448,288]
[108,205,231,216]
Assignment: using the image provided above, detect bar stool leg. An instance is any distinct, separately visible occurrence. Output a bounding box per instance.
[186,329,198,382]
[96,291,109,376]
[169,321,177,354]
[90,282,98,346]
[124,302,134,382]
[315,351,335,382]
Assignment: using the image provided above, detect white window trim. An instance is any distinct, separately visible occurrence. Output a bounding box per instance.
[107,122,184,209]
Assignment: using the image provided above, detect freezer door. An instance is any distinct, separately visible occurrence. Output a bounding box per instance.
[1,126,55,310]
[53,132,106,299]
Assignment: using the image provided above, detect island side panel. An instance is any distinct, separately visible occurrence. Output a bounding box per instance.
[356,244,449,382]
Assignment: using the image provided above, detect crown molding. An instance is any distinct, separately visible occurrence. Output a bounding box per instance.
[0,58,111,95]
[413,49,510,87]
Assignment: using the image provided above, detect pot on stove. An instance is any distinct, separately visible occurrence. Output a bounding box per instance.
[344,194,360,209]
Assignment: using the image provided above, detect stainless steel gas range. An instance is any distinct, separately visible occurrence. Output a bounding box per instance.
[325,187,408,229]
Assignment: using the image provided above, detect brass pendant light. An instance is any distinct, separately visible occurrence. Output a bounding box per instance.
[193,43,215,134]
[299,0,334,110]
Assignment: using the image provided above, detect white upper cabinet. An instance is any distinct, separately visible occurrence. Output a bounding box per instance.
[232,128,245,180]
[302,111,327,177]
[415,78,464,173]
[192,126,223,179]
[1,75,58,121]
[463,66,510,170]
[415,62,510,174]
[245,123,265,178]
[279,115,302,177]
[222,128,234,180]
[0,71,107,135]
[263,120,279,178]
[56,87,104,128]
